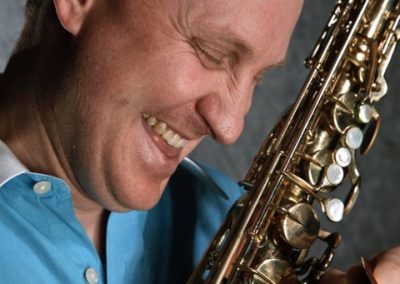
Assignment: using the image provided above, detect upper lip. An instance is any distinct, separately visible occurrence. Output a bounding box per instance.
[148,113,212,141]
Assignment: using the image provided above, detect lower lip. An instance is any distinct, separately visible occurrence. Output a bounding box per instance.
[142,118,182,160]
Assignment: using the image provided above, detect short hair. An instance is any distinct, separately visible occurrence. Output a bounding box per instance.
[13,0,52,54]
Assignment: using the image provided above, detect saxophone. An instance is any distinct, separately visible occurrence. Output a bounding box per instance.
[188,0,400,283]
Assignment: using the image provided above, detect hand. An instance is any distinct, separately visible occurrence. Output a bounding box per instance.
[319,246,400,284]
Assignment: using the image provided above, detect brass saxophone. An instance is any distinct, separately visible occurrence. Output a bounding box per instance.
[188,0,400,283]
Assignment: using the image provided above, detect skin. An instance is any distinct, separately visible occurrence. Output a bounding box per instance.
[0,0,302,211]
[0,0,399,281]
[0,0,302,256]
[54,0,304,212]
[320,247,400,283]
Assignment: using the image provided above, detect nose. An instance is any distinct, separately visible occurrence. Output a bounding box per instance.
[196,75,254,145]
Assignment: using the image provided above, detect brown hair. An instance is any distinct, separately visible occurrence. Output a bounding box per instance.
[13,0,53,54]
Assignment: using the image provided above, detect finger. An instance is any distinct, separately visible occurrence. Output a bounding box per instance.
[371,248,400,283]
[319,269,347,284]
[346,264,373,283]
[320,266,371,284]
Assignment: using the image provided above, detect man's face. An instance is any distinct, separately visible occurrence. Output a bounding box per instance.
[51,0,303,211]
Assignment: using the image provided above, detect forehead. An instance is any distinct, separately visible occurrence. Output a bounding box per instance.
[180,0,303,61]
[113,0,302,67]
[182,0,293,29]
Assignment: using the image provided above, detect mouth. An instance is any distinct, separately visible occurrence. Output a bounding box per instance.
[142,113,188,158]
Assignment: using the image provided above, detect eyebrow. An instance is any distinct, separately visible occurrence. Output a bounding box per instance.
[255,59,287,83]
[260,60,287,73]
[211,30,255,58]
[205,29,287,67]
[193,24,287,78]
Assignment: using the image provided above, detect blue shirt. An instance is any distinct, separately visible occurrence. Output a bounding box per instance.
[0,141,243,283]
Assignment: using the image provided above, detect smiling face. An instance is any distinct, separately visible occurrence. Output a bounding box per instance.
[47,0,303,211]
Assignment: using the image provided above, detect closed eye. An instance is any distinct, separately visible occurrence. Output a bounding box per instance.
[191,37,226,70]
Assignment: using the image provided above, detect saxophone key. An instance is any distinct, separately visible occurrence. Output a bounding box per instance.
[323,198,345,222]
[325,163,345,185]
[344,126,364,149]
[334,147,352,167]
[250,259,297,284]
[356,103,374,123]
[278,203,320,249]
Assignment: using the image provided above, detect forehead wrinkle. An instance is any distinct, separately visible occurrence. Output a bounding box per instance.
[176,0,293,72]
[167,0,194,42]
[176,0,194,30]
[178,0,254,56]
[185,21,256,60]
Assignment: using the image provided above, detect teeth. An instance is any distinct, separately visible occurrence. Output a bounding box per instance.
[142,113,188,149]
[175,139,186,148]
[154,121,167,135]
[162,130,174,141]
[168,134,180,147]
[147,116,157,126]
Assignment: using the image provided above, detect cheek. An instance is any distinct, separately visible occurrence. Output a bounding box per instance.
[78,5,213,110]
[139,53,211,107]
[76,43,206,114]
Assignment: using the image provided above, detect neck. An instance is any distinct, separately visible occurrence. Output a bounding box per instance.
[0,49,108,256]
[0,49,69,183]
[76,208,110,261]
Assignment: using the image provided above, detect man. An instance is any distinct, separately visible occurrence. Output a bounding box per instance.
[0,0,398,283]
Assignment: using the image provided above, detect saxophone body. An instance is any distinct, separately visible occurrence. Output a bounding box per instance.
[188,0,400,283]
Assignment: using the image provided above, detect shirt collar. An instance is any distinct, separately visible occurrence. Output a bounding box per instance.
[181,158,229,200]
[0,140,28,186]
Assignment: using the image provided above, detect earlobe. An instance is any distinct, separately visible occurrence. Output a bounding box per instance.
[53,0,93,35]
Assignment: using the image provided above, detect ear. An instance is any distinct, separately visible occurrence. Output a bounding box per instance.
[53,0,95,35]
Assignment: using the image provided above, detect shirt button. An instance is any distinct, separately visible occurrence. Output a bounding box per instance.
[33,181,52,194]
[84,267,98,284]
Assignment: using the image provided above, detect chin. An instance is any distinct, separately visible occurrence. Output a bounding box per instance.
[106,176,170,212]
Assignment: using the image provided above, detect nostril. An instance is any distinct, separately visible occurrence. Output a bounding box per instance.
[215,117,245,145]
[196,92,247,145]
